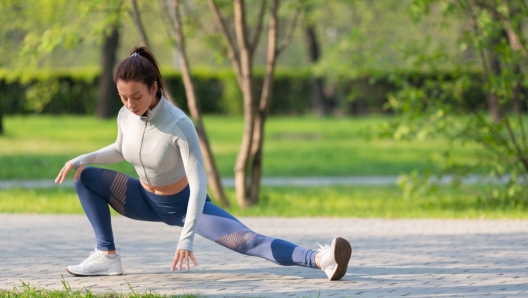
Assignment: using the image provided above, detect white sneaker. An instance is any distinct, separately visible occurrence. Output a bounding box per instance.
[317,237,352,281]
[67,249,123,276]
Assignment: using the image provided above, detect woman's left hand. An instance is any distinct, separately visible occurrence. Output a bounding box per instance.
[171,249,197,271]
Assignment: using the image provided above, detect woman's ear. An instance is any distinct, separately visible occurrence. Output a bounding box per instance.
[151,81,158,95]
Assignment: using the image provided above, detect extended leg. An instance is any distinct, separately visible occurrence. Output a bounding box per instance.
[191,201,318,268]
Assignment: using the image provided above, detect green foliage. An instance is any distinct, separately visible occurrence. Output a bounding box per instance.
[0,68,494,116]
[0,69,100,115]
[367,0,528,203]
[0,68,315,116]
[0,0,126,69]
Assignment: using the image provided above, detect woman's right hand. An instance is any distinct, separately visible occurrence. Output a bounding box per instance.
[55,162,85,184]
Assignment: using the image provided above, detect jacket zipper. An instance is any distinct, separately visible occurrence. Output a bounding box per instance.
[139,116,150,185]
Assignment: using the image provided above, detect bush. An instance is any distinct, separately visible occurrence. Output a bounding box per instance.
[0,68,487,116]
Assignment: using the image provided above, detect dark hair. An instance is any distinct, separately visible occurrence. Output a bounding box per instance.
[114,46,167,99]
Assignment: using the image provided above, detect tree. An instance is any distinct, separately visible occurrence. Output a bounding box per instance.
[302,2,334,116]
[128,0,178,106]
[97,23,121,119]
[0,0,127,119]
[0,0,80,133]
[380,0,528,201]
[162,0,230,207]
[121,0,229,206]
[208,0,301,207]
[94,0,125,119]
[129,0,150,48]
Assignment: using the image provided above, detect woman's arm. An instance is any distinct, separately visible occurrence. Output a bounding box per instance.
[69,111,125,169]
[69,143,124,169]
[173,117,208,252]
[56,112,125,184]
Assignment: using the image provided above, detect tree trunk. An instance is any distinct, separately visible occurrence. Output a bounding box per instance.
[97,25,120,119]
[130,0,178,107]
[169,0,230,207]
[130,0,150,48]
[232,0,258,208]
[508,5,526,114]
[488,35,503,123]
[512,63,526,114]
[304,24,332,116]
[0,111,3,135]
[209,0,300,208]
[249,0,280,204]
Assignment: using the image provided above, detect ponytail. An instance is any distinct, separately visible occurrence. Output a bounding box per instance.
[114,46,167,99]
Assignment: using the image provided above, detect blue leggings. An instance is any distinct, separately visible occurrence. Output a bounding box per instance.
[74,167,317,268]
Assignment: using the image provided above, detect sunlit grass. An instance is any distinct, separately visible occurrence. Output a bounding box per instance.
[0,280,201,298]
[0,115,481,179]
[1,185,526,219]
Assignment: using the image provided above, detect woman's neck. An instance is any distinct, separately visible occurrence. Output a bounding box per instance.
[149,95,161,110]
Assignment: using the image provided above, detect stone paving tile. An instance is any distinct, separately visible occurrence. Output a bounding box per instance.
[1,215,528,297]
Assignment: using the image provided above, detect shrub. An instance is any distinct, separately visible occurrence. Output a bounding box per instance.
[0,68,486,116]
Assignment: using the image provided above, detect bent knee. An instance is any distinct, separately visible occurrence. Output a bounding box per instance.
[75,166,99,186]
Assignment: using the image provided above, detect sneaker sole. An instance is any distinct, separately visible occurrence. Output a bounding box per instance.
[329,237,352,281]
[66,268,123,276]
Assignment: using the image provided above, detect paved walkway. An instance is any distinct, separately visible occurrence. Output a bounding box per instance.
[1,215,527,297]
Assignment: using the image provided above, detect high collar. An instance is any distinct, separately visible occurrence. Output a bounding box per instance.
[140,95,169,122]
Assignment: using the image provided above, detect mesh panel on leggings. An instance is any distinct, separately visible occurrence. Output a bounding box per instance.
[215,230,265,250]
[101,170,128,215]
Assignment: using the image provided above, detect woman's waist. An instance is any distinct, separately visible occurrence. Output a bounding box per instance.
[140,176,189,195]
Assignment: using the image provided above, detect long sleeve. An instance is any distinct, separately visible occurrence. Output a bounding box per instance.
[173,117,207,252]
[69,114,125,169]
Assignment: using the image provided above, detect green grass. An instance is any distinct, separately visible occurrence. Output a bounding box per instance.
[2,185,526,219]
[0,280,200,298]
[0,115,481,179]
[2,115,524,218]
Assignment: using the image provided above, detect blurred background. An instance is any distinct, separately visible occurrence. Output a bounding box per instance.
[1,0,527,217]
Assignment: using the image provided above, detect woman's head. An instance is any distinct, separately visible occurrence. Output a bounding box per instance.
[114,46,167,115]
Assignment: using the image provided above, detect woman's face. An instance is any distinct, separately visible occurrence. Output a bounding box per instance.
[116,80,158,116]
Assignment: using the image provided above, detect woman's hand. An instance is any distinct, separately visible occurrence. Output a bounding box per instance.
[55,162,84,184]
[171,249,198,271]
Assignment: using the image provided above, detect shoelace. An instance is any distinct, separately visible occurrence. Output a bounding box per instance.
[82,249,102,263]
[317,242,330,252]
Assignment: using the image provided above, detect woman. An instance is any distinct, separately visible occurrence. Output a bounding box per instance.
[55,46,352,281]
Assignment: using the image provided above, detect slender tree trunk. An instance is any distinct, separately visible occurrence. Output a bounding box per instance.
[97,25,120,119]
[233,0,258,208]
[250,0,301,204]
[209,0,300,208]
[0,111,3,135]
[512,63,526,113]
[130,0,150,48]
[169,0,229,207]
[304,24,331,116]
[130,0,177,106]
[508,6,526,114]
[249,0,279,204]
[488,34,503,123]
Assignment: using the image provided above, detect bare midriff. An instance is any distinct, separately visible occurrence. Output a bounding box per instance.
[141,176,189,195]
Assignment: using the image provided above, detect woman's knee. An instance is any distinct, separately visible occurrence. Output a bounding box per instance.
[74,166,99,187]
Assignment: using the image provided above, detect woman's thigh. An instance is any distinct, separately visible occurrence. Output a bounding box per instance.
[78,167,160,222]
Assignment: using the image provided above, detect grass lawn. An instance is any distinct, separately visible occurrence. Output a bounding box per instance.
[1,185,526,219]
[0,115,481,179]
[0,280,200,298]
[1,115,526,218]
